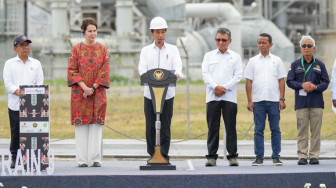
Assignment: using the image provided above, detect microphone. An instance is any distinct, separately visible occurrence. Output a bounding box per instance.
[158,41,161,68]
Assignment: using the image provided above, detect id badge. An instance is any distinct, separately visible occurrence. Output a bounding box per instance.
[299,89,307,96]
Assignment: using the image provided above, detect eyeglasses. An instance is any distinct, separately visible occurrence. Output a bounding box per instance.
[215,38,229,43]
[301,44,313,48]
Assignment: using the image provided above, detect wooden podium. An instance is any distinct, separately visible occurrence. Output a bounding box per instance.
[139,68,177,170]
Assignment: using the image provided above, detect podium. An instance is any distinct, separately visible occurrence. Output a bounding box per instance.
[139,69,177,170]
[19,85,49,171]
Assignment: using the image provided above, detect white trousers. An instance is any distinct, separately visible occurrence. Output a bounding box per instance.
[75,124,103,166]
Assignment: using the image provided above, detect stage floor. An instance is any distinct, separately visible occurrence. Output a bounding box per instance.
[49,159,336,175]
[1,159,335,188]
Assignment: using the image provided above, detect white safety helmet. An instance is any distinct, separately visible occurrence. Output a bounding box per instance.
[149,17,168,30]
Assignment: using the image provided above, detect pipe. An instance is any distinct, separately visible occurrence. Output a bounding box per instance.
[274,2,287,34]
[145,0,186,44]
[186,3,241,23]
[115,0,133,50]
[145,0,185,20]
[242,18,294,66]
[186,3,242,55]
[0,0,5,33]
[50,0,70,53]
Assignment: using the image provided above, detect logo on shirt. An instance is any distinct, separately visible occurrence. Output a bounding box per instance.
[296,66,304,71]
[313,65,321,72]
[153,70,164,80]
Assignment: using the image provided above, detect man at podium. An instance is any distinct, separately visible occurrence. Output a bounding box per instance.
[3,35,44,168]
[138,17,183,161]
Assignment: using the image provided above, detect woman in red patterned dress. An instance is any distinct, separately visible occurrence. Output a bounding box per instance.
[67,18,110,167]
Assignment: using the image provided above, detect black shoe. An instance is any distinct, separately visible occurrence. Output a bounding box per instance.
[272,158,283,166]
[10,160,15,169]
[92,162,101,167]
[298,158,308,165]
[10,155,16,169]
[78,163,88,167]
[252,157,263,166]
[309,158,319,165]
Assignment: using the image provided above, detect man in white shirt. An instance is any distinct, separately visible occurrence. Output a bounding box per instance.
[202,28,242,167]
[244,33,286,166]
[138,17,183,161]
[3,35,44,168]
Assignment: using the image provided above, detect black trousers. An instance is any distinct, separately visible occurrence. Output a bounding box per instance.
[144,97,174,160]
[8,108,20,158]
[206,100,238,160]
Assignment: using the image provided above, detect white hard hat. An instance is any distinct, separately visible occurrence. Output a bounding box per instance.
[149,17,168,30]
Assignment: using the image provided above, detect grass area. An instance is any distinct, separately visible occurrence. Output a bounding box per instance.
[0,83,335,140]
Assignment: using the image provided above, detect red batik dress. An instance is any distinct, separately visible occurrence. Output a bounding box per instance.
[67,42,110,125]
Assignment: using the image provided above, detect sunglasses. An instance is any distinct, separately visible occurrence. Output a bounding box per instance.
[215,38,229,43]
[301,44,313,48]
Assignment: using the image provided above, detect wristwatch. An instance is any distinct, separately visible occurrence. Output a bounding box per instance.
[91,86,96,92]
[280,98,285,101]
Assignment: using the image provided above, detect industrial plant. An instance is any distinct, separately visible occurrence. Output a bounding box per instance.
[0,0,335,80]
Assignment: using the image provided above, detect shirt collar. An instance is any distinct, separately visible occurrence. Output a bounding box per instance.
[216,48,231,55]
[151,41,166,50]
[258,52,272,59]
[302,55,315,64]
[15,55,31,63]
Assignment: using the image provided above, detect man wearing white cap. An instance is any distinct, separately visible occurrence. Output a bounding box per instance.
[3,35,44,168]
[138,17,183,161]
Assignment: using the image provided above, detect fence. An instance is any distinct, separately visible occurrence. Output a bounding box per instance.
[0,81,335,144]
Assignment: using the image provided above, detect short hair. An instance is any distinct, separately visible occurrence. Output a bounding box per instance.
[258,33,272,43]
[150,28,167,33]
[300,35,315,47]
[81,18,98,34]
[216,28,231,39]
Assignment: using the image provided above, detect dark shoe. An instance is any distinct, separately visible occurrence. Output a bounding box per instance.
[229,158,239,166]
[252,157,263,166]
[10,155,16,169]
[298,158,308,165]
[205,159,216,167]
[10,160,15,169]
[309,158,319,165]
[92,162,101,167]
[272,158,283,166]
[78,163,88,167]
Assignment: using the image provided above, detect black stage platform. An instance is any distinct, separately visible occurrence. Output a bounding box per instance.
[0,159,335,188]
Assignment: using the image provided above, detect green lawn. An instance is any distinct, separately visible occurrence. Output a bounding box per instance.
[0,82,335,140]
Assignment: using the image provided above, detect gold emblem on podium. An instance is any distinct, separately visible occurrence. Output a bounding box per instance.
[153,70,164,80]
